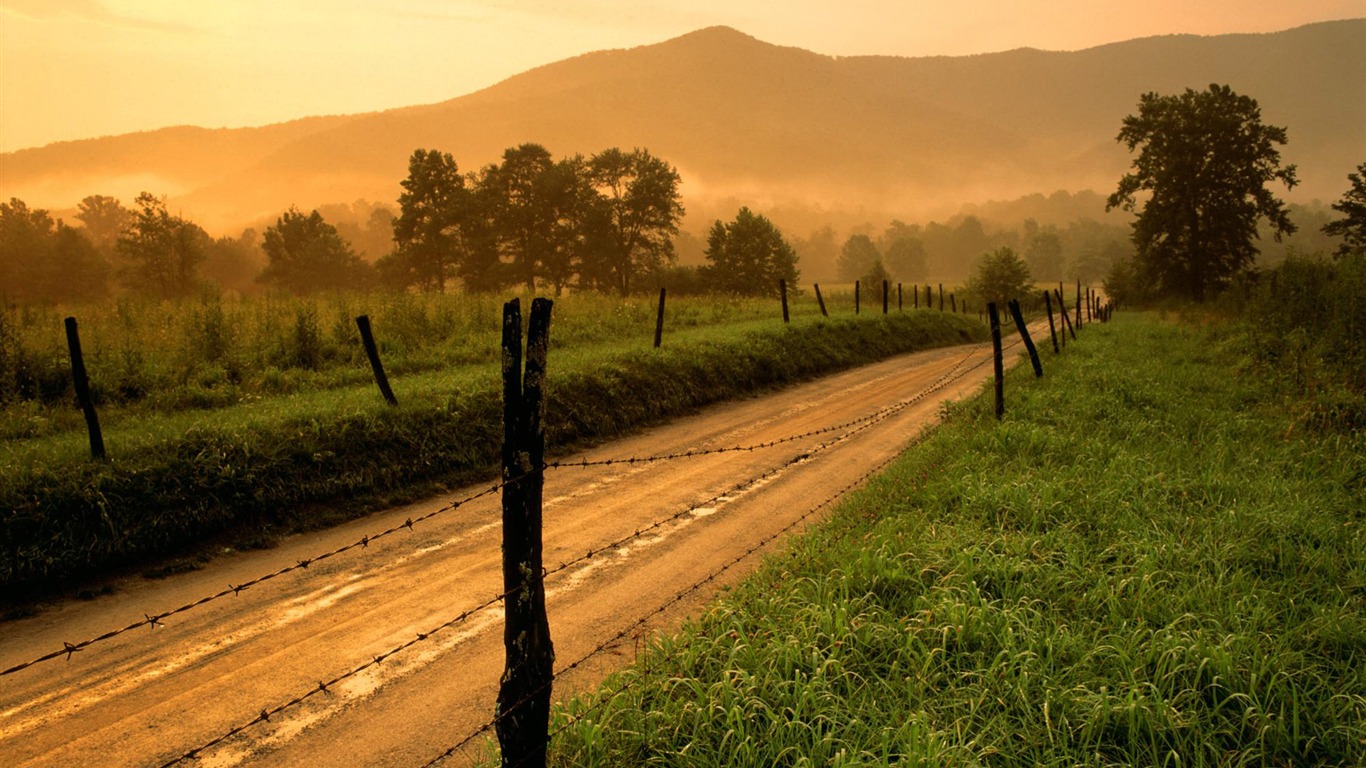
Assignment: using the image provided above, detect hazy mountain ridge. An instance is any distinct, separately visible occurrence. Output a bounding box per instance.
[2,20,1362,233]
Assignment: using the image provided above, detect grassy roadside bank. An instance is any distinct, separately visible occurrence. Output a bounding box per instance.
[0,310,984,596]
[540,312,1366,766]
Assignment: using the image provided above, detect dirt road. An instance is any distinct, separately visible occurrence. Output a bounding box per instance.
[0,328,1039,767]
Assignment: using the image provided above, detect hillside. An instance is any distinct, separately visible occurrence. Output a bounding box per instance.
[2,20,1362,233]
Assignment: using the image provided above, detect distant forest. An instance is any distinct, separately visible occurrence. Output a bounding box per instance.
[0,147,1345,306]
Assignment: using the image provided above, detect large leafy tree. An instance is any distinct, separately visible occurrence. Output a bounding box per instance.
[582,148,684,296]
[388,149,481,292]
[967,246,1033,308]
[1322,162,1366,258]
[258,207,371,295]
[117,192,208,298]
[482,144,594,294]
[1106,84,1297,301]
[74,195,133,253]
[703,207,799,297]
[836,234,879,282]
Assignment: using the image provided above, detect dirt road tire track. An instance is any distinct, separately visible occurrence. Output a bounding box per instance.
[0,326,1043,767]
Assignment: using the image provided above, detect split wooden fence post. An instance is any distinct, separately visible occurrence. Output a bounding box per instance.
[988,302,1004,420]
[355,315,398,406]
[1008,299,1043,378]
[64,317,105,460]
[497,297,555,768]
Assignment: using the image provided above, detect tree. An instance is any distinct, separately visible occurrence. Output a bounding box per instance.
[1022,218,1064,282]
[582,148,684,296]
[967,247,1033,307]
[702,207,799,296]
[116,192,208,298]
[389,149,476,291]
[482,144,595,294]
[1106,84,1298,301]
[74,195,133,253]
[836,234,879,282]
[1322,162,1366,258]
[0,199,109,303]
[258,208,371,295]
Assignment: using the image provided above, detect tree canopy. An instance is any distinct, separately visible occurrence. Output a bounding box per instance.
[1322,162,1366,258]
[258,207,371,295]
[967,246,1033,308]
[0,198,109,304]
[117,192,209,299]
[582,148,685,296]
[702,207,799,297]
[1106,84,1297,301]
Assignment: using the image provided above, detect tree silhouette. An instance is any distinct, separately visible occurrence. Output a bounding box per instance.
[582,148,684,296]
[1323,162,1366,258]
[117,192,208,298]
[703,207,799,297]
[1106,84,1297,301]
[258,207,370,295]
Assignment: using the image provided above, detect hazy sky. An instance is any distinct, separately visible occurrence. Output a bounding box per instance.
[2,0,1363,153]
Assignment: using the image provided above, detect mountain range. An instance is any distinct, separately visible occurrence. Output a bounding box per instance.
[2,20,1363,234]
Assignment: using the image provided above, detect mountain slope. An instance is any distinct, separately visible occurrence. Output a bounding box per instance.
[2,21,1362,232]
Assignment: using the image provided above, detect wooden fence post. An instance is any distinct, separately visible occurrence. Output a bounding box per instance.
[938,283,944,312]
[988,302,1004,420]
[64,317,105,460]
[654,287,666,347]
[1075,279,1083,330]
[355,315,398,406]
[814,283,829,317]
[1054,288,1076,341]
[779,280,790,324]
[914,284,919,309]
[897,283,903,311]
[1043,290,1059,353]
[497,298,555,768]
[1008,299,1043,378]
[950,293,957,313]
[882,280,889,315]
[855,280,861,315]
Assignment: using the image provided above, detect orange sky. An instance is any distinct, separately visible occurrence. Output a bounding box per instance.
[2,0,1363,153]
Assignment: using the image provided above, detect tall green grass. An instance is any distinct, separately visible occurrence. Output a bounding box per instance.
[540,313,1365,766]
[0,302,984,595]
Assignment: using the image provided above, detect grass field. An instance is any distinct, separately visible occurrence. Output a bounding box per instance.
[534,311,1365,766]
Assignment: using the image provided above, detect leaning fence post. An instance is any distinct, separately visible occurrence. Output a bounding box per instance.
[654,287,666,347]
[1054,288,1076,341]
[356,315,398,406]
[1008,299,1043,378]
[1043,291,1059,353]
[988,302,1004,420]
[497,298,555,768]
[779,279,790,324]
[814,283,828,317]
[950,293,957,313]
[64,317,105,460]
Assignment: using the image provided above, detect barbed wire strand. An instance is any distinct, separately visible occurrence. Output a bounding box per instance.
[420,445,906,767]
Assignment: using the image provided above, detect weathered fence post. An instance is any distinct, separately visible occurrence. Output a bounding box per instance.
[988,302,1004,420]
[855,280,861,315]
[897,283,903,311]
[1054,288,1076,341]
[355,315,398,406]
[914,284,919,309]
[1075,279,1083,330]
[654,287,666,347]
[497,298,555,768]
[779,279,790,324]
[64,317,105,460]
[1008,299,1043,378]
[950,293,957,314]
[882,280,889,315]
[814,283,829,317]
[1043,290,1060,353]
[938,283,944,312]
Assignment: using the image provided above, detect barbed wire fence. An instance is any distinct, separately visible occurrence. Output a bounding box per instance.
[2,299,1076,768]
